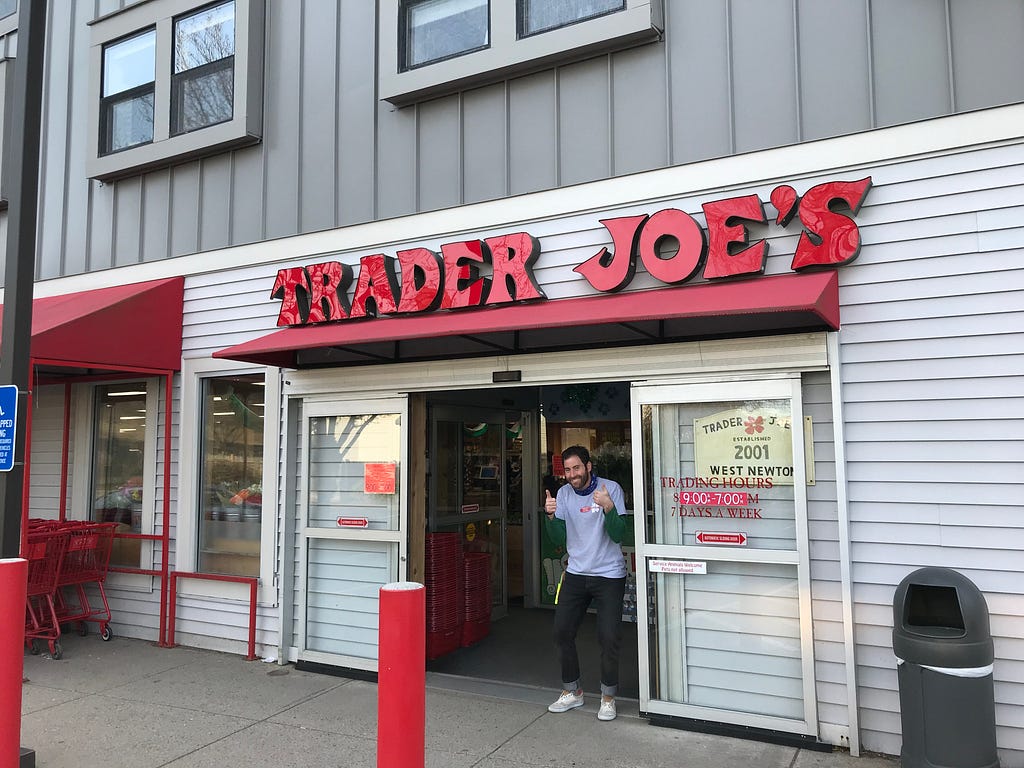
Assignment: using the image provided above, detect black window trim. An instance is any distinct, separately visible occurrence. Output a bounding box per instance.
[170,54,235,137]
[515,0,627,40]
[398,0,492,73]
[99,81,156,156]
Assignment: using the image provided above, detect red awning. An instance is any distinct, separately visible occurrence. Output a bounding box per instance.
[1,276,185,373]
[214,271,840,369]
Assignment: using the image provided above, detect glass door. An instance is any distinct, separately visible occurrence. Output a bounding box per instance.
[430,405,509,618]
[298,397,407,672]
[631,377,817,735]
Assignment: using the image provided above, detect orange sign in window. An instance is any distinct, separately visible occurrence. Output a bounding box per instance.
[364,462,397,494]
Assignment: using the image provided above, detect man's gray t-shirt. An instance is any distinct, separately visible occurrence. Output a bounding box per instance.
[555,476,627,578]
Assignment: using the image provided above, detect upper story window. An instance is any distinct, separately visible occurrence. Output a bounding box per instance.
[402,0,489,70]
[101,29,156,154]
[172,1,235,135]
[380,0,662,106]
[518,0,625,37]
[88,0,263,182]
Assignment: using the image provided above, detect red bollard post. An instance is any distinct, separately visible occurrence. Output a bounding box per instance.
[377,581,425,768]
[0,558,28,768]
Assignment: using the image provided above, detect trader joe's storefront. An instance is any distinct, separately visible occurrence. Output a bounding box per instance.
[215,174,869,746]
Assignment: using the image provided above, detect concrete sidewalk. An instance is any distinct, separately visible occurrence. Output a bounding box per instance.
[21,635,898,768]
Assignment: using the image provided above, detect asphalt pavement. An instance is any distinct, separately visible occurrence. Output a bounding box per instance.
[20,634,900,768]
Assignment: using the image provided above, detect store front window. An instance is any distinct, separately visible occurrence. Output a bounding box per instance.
[91,383,148,567]
[197,373,264,576]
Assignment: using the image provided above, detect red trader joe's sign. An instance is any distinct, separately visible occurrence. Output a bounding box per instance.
[271,177,871,327]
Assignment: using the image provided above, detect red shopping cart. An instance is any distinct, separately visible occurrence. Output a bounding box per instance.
[24,528,70,659]
[52,521,118,641]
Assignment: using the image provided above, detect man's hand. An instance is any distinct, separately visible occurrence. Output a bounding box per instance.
[545,489,557,517]
[594,484,614,513]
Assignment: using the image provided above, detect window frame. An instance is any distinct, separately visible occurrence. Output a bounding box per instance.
[178,356,280,604]
[379,0,663,106]
[170,0,236,136]
[71,379,161,593]
[516,0,626,39]
[0,1,17,38]
[86,0,264,182]
[399,0,491,72]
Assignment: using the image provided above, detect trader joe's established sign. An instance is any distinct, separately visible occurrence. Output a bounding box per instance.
[270,177,871,327]
[694,408,815,487]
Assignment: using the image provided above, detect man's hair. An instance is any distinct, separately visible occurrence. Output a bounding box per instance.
[561,445,591,466]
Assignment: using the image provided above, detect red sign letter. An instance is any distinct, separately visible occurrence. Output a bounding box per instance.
[702,194,769,279]
[791,177,872,270]
[271,267,310,326]
[637,208,706,285]
[574,214,647,292]
[440,240,488,310]
[396,248,443,313]
[349,254,400,319]
[485,232,545,304]
[305,261,351,323]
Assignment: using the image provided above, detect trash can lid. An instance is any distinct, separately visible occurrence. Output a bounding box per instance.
[892,567,993,667]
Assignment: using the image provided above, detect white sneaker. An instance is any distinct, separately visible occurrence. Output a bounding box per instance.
[597,698,617,721]
[547,690,584,713]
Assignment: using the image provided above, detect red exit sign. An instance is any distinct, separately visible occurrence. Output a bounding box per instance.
[695,531,748,546]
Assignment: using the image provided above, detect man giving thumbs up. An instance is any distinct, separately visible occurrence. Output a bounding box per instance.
[543,445,628,722]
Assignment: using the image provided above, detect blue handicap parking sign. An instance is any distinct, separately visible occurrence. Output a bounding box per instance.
[0,384,18,472]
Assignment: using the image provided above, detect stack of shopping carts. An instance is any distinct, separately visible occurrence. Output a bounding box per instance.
[24,527,70,659]
[24,519,118,659]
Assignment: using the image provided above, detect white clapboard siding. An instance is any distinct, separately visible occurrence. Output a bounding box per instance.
[27,384,70,520]
[838,145,1024,764]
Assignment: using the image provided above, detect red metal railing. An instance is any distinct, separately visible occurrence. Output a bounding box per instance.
[167,571,259,660]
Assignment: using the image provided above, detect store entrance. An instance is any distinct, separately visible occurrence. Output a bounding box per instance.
[423,384,640,699]
[428,404,521,620]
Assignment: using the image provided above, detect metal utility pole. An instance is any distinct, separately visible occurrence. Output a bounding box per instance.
[0,0,46,559]
[0,3,48,767]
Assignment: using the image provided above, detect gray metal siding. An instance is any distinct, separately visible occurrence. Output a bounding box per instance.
[6,1,1024,280]
[731,0,799,153]
[509,72,558,195]
[557,58,610,186]
[870,0,952,124]
[796,1,871,141]
[666,0,732,161]
[463,84,508,202]
[949,0,1024,111]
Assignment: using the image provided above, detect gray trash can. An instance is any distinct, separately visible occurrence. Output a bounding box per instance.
[892,567,998,768]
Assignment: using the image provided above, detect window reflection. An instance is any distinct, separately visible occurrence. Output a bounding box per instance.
[198,374,264,576]
[403,0,489,70]
[519,0,624,37]
[172,0,235,135]
[101,30,156,153]
[91,384,148,567]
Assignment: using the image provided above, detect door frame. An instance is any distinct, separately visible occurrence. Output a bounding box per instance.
[630,376,818,736]
[296,395,409,671]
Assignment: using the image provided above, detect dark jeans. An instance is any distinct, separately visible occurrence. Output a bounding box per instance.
[552,571,627,697]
